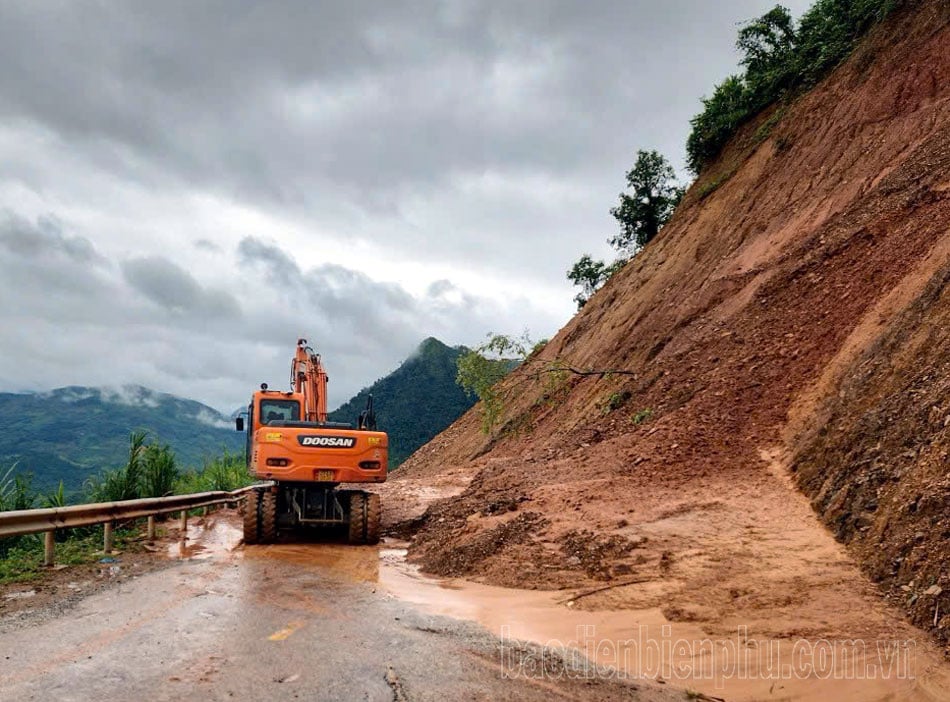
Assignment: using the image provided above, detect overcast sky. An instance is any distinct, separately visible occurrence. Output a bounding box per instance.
[0,0,812,413]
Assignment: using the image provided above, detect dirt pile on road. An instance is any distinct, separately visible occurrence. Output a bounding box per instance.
[385,0,950,654]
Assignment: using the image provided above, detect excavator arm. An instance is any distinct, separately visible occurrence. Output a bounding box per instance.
[291,338,328,423]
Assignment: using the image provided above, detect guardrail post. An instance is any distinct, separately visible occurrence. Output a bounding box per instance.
[202,506,209,516]
[43,530,55,567]
[146,515,156,542]
[103,521,114,554]
[179,509,188,537]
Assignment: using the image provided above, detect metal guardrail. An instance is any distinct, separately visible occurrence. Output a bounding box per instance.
[0,482,272,566]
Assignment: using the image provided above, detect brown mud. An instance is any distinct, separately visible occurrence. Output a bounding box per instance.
[377,2,950,694]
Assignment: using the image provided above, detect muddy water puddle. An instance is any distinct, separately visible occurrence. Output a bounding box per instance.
[377,546,950,701]
[166,516,243,560]
[173,523,950,701]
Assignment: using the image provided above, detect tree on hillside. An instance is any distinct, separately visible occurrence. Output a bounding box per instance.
[456,333,529,434]
[457,332,639,435]
[566,255,624,309]
[686,75,751,173]
[687,0,901,173]
[567,150,683,309]
[737,5,797,106]
[609,150,685,257]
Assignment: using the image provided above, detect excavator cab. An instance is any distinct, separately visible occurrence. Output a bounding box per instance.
[260,399,300,424]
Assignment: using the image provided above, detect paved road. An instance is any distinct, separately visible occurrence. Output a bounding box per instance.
[0,541,678,701]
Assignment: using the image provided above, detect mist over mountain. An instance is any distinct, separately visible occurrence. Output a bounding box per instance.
[0,385,242,492]
[0,337,476,491]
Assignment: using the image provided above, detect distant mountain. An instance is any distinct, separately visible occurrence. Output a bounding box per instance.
[0,338,475,492]
[328,337,475,468]
[0,385,242,493]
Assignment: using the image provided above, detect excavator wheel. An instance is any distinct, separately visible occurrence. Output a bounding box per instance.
[260,491,278,543]
[365,493,381,545]
[243,489,261,544]
[347,491,367,544]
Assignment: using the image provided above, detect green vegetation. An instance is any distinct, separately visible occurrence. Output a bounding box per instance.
[601,390,632,415]
[84,430,147,502]
[608,151,686,258]
[0,462,34,512]
[0,437,253,582]
[456,334,528,434]
[84,431,211,501]
[695,167,739,200]
[567,255,625,309]
[687,0,901,173]
[176,450,251,493]
[0,386,242,494]
[457,333,640,435]
[753,106,789,145]
[328,338,477,467]
[82,433,252,501]
[3,433,253,509]
[567,150,682,308]
[0,528,140,584]
[43,481,67,509]
[631,408,654,425]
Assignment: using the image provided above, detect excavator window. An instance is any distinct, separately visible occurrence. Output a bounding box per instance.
[259,400,301,425]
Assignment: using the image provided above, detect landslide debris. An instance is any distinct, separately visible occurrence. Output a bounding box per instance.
[385,0,950,656]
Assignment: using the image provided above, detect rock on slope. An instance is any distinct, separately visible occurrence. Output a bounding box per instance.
[386,0,950,653]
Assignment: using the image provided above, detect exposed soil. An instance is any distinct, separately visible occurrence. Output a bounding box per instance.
[381,0,950,681]
[793,263,950,641]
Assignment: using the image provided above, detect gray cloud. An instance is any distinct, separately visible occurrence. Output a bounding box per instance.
[237,237,302,282]
[194,239,221,253]
[0,1,816,410]
[0,211,103,264]
[0,1,812,200]
[426,279,456,297]
[235,235,516,356]
[121,255,241,318]
[0,214,557,410]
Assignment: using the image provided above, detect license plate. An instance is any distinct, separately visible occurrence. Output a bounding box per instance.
[315,469,334,482]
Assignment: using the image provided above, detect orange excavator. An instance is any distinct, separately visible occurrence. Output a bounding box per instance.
[236,338,387,544]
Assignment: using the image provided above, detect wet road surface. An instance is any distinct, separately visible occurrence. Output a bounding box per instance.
[7,516,945,701]
[0,533,677,701]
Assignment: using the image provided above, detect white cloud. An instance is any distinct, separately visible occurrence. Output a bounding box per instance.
[193,407,232,430]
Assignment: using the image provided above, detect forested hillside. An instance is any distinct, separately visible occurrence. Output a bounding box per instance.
[0,386,241,492]
[329,337,475,467]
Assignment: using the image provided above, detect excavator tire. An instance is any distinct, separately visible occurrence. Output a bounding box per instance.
[243,489,261,544]
[365,493,381,545]
[347,491,367,544]
[260,490,278,543]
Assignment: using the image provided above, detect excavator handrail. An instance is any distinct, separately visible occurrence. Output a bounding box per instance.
[266,420,353,429]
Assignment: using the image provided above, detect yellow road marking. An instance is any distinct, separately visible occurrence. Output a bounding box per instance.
[268,621,305,641]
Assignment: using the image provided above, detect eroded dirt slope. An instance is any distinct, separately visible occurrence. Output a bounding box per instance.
[383,0,950,657]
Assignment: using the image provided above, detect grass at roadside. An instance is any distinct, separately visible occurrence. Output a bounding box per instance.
[0,527,142,585]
